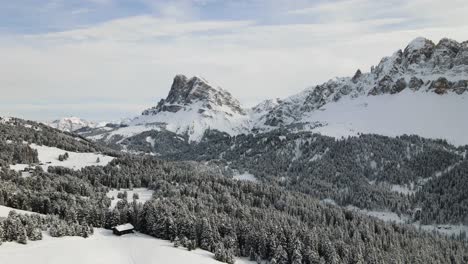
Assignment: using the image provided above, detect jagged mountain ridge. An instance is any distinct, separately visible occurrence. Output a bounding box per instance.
[81,37,468,146]
[260,37,468,127]
[46,117,107,132]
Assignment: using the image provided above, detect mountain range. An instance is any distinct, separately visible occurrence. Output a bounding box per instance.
[3,37,468,262]
[68,37,468,148]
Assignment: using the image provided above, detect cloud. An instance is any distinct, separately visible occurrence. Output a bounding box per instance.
[287,0,468,26]
[1,1,468,120]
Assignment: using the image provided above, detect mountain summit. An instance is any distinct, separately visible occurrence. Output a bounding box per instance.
[142,75,245,116]
[85,75,251,143]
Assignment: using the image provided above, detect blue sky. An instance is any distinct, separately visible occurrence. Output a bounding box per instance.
[1,0,467,121]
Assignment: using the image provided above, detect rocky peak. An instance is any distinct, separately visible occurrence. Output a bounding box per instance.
[403,37,435,65]
[142,75,246,116]
[351,69,362,83]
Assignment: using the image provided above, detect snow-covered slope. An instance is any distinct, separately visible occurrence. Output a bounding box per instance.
[91,75,251,142]
[0,205,41,218]
[0,228,254,264]
[303,90,468,145]
[253,37,468,145]
[9,143,114,172]
[45,117,106,132]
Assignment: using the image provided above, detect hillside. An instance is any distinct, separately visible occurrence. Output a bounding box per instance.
[1,117,467,263]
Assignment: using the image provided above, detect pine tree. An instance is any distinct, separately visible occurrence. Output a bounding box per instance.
[174,236,180,248]
[215,243,227,262]
[28,228,43,241]
[17,226,28,244]
[0,223,4,245]
[273,245,288,264]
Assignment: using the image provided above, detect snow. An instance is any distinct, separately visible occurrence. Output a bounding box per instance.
[9,144,114,172]
[126,101,251,142]
[304,90,468,146]
[320,198,337,206]
[45,117,107,132]
[233,172,258,183]
[419,224,468,239]
[106,188,154,209]
[406,37,429,52]
[114,223,134,232]
[292,139,302,161]
[0,205,40,218]
[347,205,468,240]
[346,205,409,224]
[310,148,329,162]
[391,184,416,195]
[0,228,254,264]
[146,136,156,148]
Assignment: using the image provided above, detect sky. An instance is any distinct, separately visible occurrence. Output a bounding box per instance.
[0,0,467,121]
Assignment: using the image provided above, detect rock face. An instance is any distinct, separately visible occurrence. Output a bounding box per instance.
[142,75,245,116]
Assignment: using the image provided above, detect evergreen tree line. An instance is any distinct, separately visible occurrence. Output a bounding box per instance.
[0,210,92,245]
[142,129,466,225]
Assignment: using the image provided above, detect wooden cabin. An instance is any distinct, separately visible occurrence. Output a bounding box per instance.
[112,223,134,236]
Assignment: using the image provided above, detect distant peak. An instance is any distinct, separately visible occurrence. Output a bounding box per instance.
[405,37,434,53]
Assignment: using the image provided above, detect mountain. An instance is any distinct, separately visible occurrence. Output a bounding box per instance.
[82,37,468,149]
[85,75,251,143]
[45,117,107,132]
[254,37,468,145]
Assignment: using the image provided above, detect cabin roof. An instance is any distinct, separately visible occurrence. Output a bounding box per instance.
[113,223,134,232]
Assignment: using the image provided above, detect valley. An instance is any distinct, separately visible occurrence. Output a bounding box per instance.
[1,37,468,263]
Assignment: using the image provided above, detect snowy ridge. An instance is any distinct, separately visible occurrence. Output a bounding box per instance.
[253,37,468,145]
[45,117,107,132]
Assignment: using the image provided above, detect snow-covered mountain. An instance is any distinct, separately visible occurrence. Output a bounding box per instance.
[88,75,251,143]
[253,37,468,145]
[45,117,106,132]
[83,37,468,146]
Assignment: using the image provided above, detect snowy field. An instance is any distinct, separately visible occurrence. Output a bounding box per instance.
[419,224,468,238]
[9,144,114,172]
[345,205,468,239]
[106,188,154,209]
[0,228,254,264]
[345,205,410,224]
[233,172,258,183]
